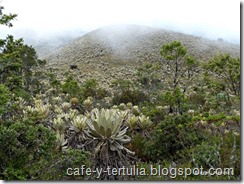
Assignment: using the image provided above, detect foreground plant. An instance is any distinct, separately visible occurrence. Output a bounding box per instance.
[85,108,134,179]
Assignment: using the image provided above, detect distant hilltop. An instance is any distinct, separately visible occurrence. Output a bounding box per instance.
[43,24,240,65]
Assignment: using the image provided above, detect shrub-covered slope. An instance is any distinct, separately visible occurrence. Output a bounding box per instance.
[45,24,239,65]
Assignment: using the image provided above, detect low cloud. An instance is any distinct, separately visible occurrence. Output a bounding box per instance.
[0,0,240,45]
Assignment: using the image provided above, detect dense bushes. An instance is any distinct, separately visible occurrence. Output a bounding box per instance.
[0,98,92,180]
[112,89,148,105]
[0,120,56,180]
[61,75,81,98]
[0,84,10,115]
[143,114,203,162]
[111,79,149,105]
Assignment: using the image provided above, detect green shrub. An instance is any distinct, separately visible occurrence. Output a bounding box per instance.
[219,131,240,177]
[31,149,91,180]
[160,87,188,114]
[61,75,81,97]
[0,121,56,180]
[143,115,203,162]
[81,79,108,100]
[191,141,221,169]
[140,102,166,124]
[112,89,148,105]
[0,84,10,115]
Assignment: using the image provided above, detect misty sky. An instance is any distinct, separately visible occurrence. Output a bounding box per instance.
[0,0,240,44]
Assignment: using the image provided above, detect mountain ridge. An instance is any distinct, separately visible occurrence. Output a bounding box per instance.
[42,25,240,88]
[44,24,239,66]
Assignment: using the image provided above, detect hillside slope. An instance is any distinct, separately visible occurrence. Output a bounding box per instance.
[45,24,239,64]
[43,25,240,86]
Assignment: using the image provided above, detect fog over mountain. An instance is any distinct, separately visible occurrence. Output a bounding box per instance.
[45,24,239,64]
[0,0,240,53]
[0,23,240,59]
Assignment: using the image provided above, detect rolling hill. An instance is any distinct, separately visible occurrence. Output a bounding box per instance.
[43,24,240,86]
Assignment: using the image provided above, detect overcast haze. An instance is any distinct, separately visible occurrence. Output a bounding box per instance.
[0,0,240,44]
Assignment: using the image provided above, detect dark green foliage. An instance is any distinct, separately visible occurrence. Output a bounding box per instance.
[0,35,46,99]
[0,35,24,91]
[191,141,221,169]
[127,134,149,161]
[113,89,148,105]
[83,78,97,89]
[81,79,107,99]
[137,62,162,91]
[0,121,56,180]
[160,87,188,114]
[143,115,203,162]
[31,149,91,180]
[46,71,61,95]
[140,102,166,124]
[203,53,240,97]
[0,120,91,180]
[82,79,97,98]
[0,6,17,27]
[61,75,81,97]
[220,131,240,176]
[159,41,200,114]
[160,41,193,91]
[0,84,10,115]
[20,45,46,93]
[190,113,240,177]
[203,53,240,113]
[160,41,187,61]
[111,79,148,105]
[111,79,133,91]
[188,92,206,109]
[160,41,200,91]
